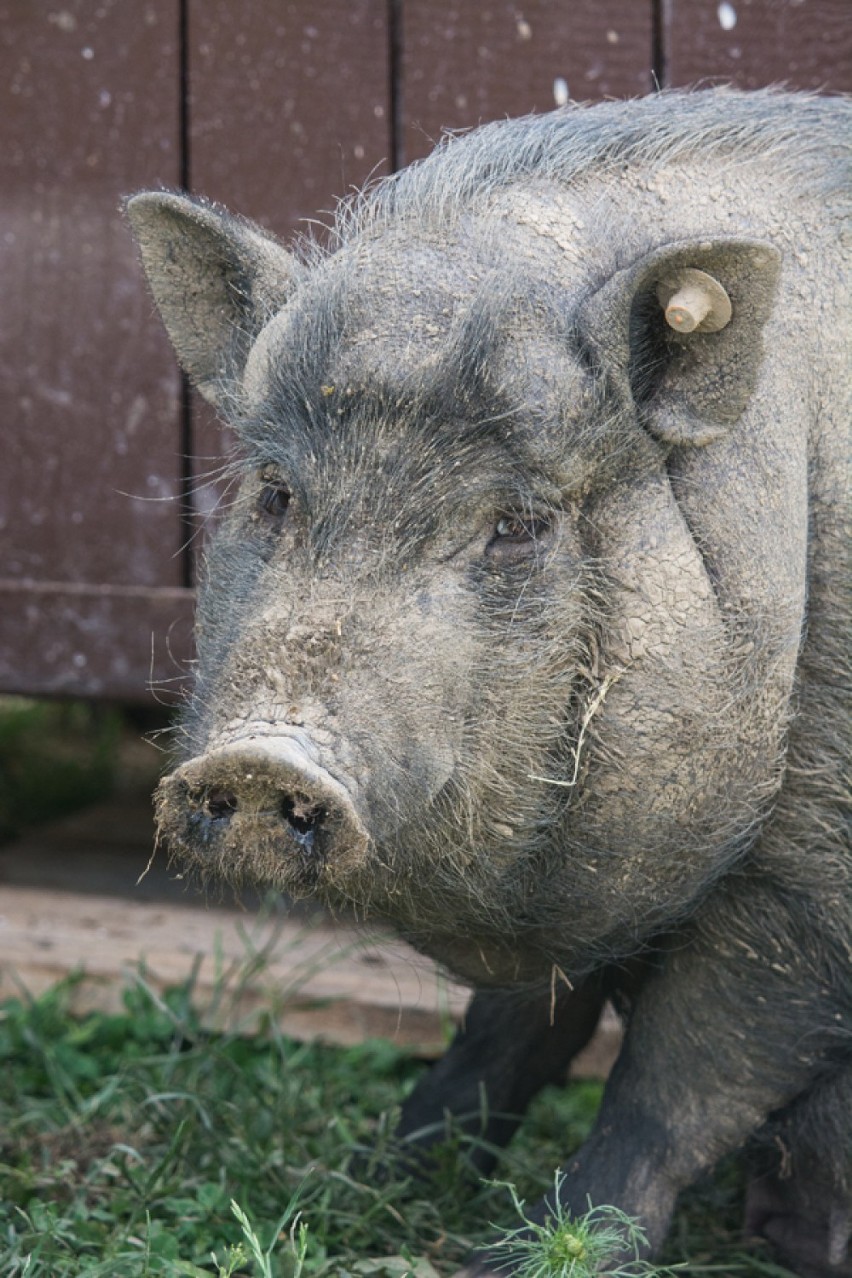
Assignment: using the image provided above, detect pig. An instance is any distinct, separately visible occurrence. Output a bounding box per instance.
[126,89,851,1276]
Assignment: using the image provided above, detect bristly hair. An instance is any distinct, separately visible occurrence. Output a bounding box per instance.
[321,89,851,253]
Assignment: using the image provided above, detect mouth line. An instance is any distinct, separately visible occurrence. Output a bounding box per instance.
[212,720,323,756]
[205,724,355,806]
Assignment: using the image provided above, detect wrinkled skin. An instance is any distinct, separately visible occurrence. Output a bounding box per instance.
[127,91,851,1276]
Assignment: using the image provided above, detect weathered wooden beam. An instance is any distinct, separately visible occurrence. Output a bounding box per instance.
[0,880,620,1074]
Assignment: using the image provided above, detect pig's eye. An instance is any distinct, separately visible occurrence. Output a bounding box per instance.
[257,483,292,523]
[494,514,550,542]
[487,513,552,561]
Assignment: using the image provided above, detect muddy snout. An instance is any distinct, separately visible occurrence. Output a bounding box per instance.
[155,735,370,890]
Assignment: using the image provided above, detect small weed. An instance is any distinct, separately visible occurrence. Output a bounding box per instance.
[229,1189,310,1278]
[487,1174,671,1278]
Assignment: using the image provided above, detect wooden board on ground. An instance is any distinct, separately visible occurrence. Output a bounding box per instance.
[0,800,622,1075]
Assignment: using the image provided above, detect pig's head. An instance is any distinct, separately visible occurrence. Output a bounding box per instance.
[128,188,786,984]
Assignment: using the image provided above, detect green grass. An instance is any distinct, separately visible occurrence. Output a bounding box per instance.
[0,971,798,1278]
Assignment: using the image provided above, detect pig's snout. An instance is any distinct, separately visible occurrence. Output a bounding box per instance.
[155,734,370,886]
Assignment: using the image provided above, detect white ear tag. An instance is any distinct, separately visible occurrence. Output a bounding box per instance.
[656,268,733,334]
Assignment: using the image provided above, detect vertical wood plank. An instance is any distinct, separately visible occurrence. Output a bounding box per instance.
[187,0,393,238]
[0,1,192,699]
[0,1,184,591]
[400,0,655,163]
[664,0,852,91]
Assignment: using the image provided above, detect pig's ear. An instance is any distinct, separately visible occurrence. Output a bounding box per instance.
[579,239,781,445]
[125,191,297,406]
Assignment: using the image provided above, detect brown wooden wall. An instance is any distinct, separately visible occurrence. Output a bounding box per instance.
[1,0,850,702]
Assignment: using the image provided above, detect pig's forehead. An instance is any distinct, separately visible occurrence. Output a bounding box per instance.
[321,236,487,368]
[248,235,489,380]
[243,218,590,409]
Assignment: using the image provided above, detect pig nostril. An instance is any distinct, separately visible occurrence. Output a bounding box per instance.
[280,794,326,851]
[205,787,239,820]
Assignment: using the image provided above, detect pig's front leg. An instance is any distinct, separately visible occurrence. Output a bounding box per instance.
[464,878,847,1274]
[396,977,607,1176]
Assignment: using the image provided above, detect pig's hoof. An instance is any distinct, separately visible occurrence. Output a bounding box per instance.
[746,1172,851,1277]
[758,1215,851,1278]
